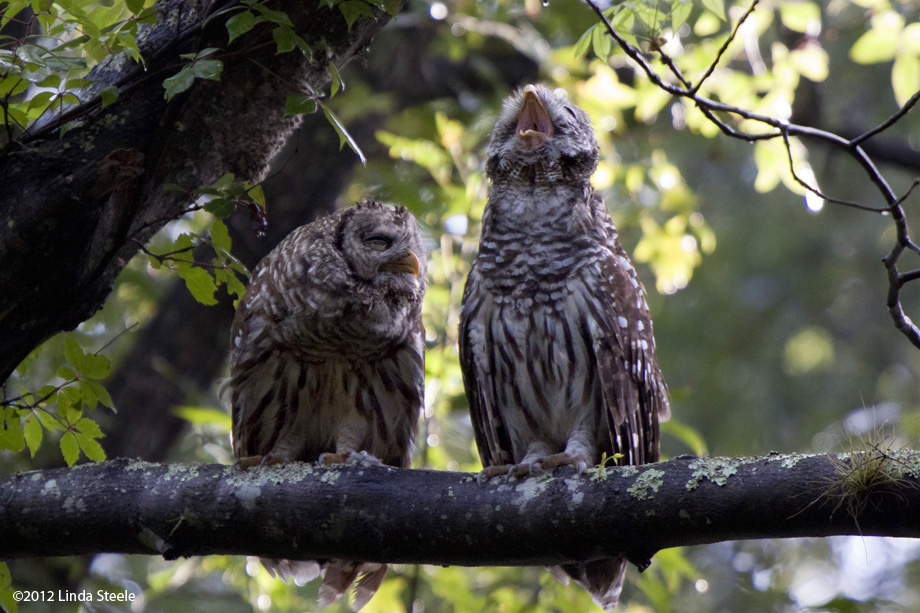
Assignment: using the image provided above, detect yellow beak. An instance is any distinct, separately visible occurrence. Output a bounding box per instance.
[379,249,420,277]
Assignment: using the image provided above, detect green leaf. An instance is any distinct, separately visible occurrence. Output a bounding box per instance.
[226,9,256,44]
[850,13,903,64]
[212,172,236,190]
[163,65,196,100]
[205,197,236,219]
[285,93,317,116]
[100,85,119,108]
[850,29,899,64]
[381,0,399,16]
[78,380,98,410]
[64,337,85,370]
[191,59,223,81]
[273,26,307,54]
[0,561,17,613]
[80,353,111,379]
[328,60,343,97]
[779,1,820,34]
[60,431,80,466]
[173,405,233,430]
[0,407,25,452]
[591,22,612,62]
[210,220,232,252]
[251,3,294,27]
[83,380,113,409]
[339,0,375,31]
[323,104,366,164]
[249,183,266,208]
[892,54,920,106]
[57,365,76,380]
[899,23,920,56]
[701,0,725,21]
[126,0,145,15]
[178,266,219,305]
[59,388,83,421]
[76,417,104,439]
[36,409,59,431]
[75,432,106,462]
[574,25,594,59]
[23,414,42,457]
[660,419,708,456]
[670,1,692,32]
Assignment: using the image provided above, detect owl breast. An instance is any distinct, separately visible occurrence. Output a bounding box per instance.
[463,273,610,463]
[231,342,421,467]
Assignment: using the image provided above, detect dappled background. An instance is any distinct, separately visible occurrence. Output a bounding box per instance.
[4,0,920,611]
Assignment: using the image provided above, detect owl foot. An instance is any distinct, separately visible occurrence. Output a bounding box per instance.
[478,461,541,481]
[319,451,383,466]
[234,455,264,470]
[319,452,348,465]
[539,452,589,474]
[235,454,289,470]
[478,464,514,480]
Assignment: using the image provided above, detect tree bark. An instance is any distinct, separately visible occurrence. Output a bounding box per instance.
[0,0,397,384]
[3,453,920,567]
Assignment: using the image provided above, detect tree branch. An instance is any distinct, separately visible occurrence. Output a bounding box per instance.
[584,0,920,350]
[3,454,920,567]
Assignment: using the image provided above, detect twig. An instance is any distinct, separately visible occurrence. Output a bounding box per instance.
[583,0,920,349]
[690,0,759,95]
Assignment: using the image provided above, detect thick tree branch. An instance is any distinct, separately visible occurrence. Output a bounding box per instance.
[3,453,920,568]
[0,0,397,384]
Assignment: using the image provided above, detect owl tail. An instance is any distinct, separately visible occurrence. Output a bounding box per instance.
[547,556,627,611]
[317,560,388,611]
[260,557,322,586]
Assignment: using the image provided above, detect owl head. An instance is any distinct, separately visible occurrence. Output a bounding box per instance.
[487,84,599,184]
[334,199,427,303]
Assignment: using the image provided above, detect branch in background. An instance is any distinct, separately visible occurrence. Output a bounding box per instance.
[3,454,920,564]
[584,0,920,350]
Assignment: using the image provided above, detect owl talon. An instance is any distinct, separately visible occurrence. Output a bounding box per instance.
[478,464,514,480]
[347,451,383,466]
[510,462,540,479]
[538,452,591,474]
[234,455,264,470]
[319,452,349,465]
[261,453,290,467]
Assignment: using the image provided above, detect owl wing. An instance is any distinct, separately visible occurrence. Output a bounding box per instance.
[586,190,670,466]
[458,272,515,468]
[229,227,320,460]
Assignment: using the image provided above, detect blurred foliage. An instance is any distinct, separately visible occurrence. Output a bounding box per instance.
[4,0,920,612]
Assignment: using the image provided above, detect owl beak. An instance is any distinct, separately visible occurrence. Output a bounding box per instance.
[516,85,553,147]
[379,249,420,277]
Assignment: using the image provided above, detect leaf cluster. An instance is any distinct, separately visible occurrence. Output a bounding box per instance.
[0,0,153,141]
[2,338,110,466]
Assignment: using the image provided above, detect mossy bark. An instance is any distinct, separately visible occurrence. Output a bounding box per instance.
[3,453,920,567]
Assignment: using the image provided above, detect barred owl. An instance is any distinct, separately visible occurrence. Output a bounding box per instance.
[228,199,426,610]
[458,84,670,610]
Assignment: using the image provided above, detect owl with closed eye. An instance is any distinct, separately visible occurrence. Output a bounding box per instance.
[228,198,426,610]
[459,84,670,609]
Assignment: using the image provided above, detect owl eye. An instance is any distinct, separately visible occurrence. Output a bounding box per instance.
[364,235,392,251]
[564,106,578,120]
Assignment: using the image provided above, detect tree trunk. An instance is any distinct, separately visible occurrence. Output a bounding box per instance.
[0,0,397,383]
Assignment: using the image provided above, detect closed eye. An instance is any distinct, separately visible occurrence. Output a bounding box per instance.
[564,106,578,120]
[364,235,392,251]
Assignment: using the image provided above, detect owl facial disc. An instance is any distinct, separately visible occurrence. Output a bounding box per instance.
[379,249,420,277]
[516,84,553,147]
